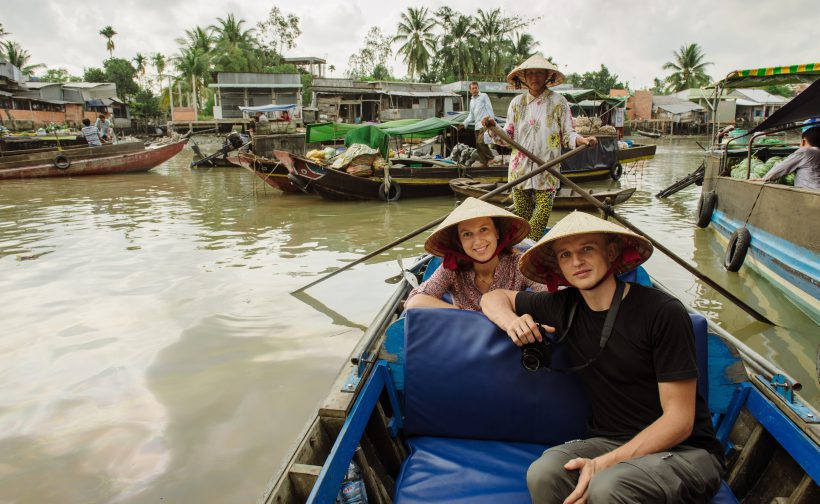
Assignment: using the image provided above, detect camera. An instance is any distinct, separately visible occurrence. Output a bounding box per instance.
[520,326,553,371]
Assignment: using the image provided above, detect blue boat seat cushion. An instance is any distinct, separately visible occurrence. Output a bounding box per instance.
[395,308,734,503]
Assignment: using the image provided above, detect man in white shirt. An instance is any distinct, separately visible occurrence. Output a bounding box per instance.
[459,81,495,166]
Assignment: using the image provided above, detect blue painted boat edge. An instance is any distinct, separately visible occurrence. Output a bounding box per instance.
[711,209,820,321]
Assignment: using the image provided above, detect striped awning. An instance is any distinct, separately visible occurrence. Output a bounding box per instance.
[723,63,820,88]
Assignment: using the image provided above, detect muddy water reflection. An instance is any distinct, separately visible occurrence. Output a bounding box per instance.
[0,137,815,503]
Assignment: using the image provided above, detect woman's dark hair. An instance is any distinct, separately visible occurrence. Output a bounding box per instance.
[82,118,91,126]
[447,217,516,271]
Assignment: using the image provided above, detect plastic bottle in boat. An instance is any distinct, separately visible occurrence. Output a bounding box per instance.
[336,458,368,503]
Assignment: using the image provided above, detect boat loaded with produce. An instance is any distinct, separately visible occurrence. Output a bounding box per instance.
[696,63,820,324]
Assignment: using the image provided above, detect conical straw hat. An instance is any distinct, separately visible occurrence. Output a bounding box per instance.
[506,53,566,88]
[518,211,653,285]
[425,197,530,257]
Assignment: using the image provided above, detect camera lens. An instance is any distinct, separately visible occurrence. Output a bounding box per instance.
[521,351,541,372]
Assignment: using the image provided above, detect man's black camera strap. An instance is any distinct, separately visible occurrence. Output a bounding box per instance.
[550,280,625,373]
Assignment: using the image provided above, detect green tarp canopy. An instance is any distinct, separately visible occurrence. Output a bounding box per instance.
[306,119,421,143]
[720,62,820,89]
[344,117,462,156]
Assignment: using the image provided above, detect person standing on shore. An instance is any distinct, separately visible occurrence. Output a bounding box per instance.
[490,54,597,240]
[458,81,495,167]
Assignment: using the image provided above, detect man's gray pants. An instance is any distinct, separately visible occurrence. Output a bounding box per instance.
[474,128,494,165]
[527,437,723,503]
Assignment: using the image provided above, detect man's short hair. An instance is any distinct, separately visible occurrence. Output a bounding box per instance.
[802,126,820,147]
[82,118,91,126]
[98,114,106,119]
[469,81,479,88]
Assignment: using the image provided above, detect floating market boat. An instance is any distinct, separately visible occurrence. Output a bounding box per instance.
[235,151,303,194]
[635,129,662,138]
[0,132,89,154]
[618,141,657,164]
[259,254,819,503]
[0,135,190,180]
[697,63,820,324]
[449,177,636,209]
[189,133,247,168]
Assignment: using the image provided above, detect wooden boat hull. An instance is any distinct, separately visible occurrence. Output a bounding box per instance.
[0,140,188,179]
[449,178,636,209]
[234,152,303,194]
[702,152,819,323]
[618,143,657,164]
[635,130,662,138]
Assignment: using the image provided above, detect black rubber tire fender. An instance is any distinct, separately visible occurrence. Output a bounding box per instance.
[610,163,623,180]
[723,227,751,272]
[54,154,71,170]
[695,191,717,228]
[378,181,401,202]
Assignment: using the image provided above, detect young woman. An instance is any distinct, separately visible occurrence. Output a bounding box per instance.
[405,197,546,311]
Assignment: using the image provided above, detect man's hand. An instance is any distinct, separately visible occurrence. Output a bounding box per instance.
[481,117,496,128]
[505,313,552,346]
[578,136,597,147]
[456,124,465,130]
[562,457,607,504]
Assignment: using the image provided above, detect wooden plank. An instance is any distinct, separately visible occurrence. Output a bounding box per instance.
[319,363,359,418]
[727,423,776,496]
[788,473,820,503]
[289,463,322,502]
[355,445,390,504]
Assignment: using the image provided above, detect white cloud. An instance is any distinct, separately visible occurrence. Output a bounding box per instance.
[2,0,818,88]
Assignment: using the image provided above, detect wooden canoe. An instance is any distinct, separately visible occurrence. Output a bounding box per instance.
[448,178,636,209]
[0,138,188,179]
[635,130,662,138]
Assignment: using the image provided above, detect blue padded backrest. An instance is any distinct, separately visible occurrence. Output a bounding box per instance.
[403,308,590,445]
[690,313,709,403]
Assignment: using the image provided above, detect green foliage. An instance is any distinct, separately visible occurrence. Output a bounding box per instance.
[84,67,107,82]
[765,85,794,98]
[38,67,81,83]
[2,40,44,77]
[202,93,215,116]
[566,65,625,95]
[662,43,712,92]
[393,7,437,80]
[103,58,139,99]
[300,72,312,105]
[256,7,301,55]
[99,26,117,58]
[131,89,163,119]
[347,27,393,80]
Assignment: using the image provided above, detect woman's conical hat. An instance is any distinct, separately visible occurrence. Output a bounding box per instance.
[425,197,530,257]
[506,53,566,89]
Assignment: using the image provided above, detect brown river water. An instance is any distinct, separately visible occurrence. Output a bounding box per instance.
[0,137,816,503]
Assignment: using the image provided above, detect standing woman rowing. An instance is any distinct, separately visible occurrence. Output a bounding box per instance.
[490,54,597,240]
[405,198,545,311]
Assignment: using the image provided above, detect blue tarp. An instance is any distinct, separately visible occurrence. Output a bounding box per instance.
[238,104,297,113]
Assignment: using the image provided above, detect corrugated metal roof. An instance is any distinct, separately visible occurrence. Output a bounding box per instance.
[385,90,459,98]
[655,102,704,114]
[208,83,302,89]
[731,88,789,104]
[23,81,61,89]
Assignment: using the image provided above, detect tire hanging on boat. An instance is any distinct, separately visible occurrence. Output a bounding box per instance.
[378,181,401,202]
[53,154,71,170]
[723,227,751,272]
[696,191,717,228]
[610,163,623,180]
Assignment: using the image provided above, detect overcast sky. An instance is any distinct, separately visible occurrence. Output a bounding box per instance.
[2,0,818,88]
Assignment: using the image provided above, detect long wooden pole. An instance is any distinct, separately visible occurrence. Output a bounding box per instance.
[488,125,773,325]
[291,144,589,294]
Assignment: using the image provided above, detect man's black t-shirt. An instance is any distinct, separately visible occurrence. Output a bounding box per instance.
[516,284,724,458]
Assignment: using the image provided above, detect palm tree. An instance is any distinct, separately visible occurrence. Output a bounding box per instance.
[662,43,712,92]
[152,53,167,107]
[0,23,8,39]
[433,6,457,31]
[473,9,508,78]
[2,41,44,77]
[329,64,336,77]
[439,15,476,81]
[509,33,539,65]
[173,47,210,111]
[99,26,117,58]
[133,53,147,88]
[393,7,436,81]
[209,14,259,71]
[176,26,214,54]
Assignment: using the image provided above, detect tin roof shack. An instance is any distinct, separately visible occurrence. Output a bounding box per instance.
[0,58,25,129]
[674,88,737,126]
[62,82,130,128]
[728,88,788,126]
[652,95,706,134]
[10,81,82,129]
[283,57,326,77]
[311,78,459,123]
[208,72,302,120]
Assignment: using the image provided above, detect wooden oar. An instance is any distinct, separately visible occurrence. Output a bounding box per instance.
[488,125,774,325]
[291,144,589,294]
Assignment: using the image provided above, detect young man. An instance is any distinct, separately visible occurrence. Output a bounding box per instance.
[480,211,724,504]
[752,122,820,189]
[81,118,102,147]
[459,81,495,166]
[491,54,596,240]
[95,113,112,142]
